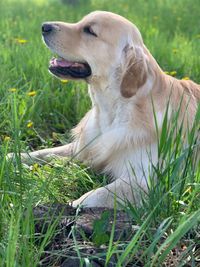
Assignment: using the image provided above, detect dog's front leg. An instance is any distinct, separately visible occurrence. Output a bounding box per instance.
[7,143,75,165]
[72,178,142,208]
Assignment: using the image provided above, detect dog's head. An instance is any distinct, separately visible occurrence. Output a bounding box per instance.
[42,11,151,97]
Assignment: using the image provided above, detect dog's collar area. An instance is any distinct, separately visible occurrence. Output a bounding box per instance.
[49,57,91,79]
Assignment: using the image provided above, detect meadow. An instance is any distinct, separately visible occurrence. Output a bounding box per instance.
[0,0,200,266]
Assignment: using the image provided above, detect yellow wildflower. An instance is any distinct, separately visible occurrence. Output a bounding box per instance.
[4,136,11,142]
[15,38,28,44]
[27,91,36,97]
[9,88,17,92]
[182,76,190,80]
[61,79,68,83]
[172,48,178,54]
[169,71,177,76]
[30,163,39,172]
[27,121,33,128]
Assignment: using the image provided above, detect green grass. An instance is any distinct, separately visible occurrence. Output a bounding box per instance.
[0,0,200,266]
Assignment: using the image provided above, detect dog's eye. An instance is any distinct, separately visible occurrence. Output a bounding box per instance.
[83,26,97,37]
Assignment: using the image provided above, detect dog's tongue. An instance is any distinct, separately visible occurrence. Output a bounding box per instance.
[50,57,84,68]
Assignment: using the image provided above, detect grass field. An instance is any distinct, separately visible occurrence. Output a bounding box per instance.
[0,0,200,266]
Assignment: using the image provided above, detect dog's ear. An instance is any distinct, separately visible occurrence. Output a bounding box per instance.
[120,46,148,98]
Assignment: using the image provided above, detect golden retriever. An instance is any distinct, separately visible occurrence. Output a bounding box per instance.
[10,11,200,208]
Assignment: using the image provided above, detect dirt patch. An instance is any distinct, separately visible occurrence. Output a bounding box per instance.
[33,204,199,267]
[33,204,137,266]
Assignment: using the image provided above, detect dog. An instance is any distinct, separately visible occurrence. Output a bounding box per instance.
[9,11,200,208]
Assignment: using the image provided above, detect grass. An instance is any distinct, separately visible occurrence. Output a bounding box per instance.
[0,0,200,266]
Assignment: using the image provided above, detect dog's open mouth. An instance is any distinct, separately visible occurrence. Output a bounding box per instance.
[49,57,92,79]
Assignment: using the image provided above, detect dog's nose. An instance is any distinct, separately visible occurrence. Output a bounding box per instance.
[42,23,53,34]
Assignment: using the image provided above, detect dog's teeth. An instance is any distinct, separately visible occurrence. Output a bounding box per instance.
[50,58,57,66]
[49,57,86,69]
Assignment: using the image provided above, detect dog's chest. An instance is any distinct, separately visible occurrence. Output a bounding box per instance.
[106,143,158,181]
[98,101,130,133]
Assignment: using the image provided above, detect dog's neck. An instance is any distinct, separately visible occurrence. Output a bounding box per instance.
[88,81,125,130]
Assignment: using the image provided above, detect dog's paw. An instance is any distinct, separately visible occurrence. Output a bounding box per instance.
[72,188,110,208]
[72,198,84,208]
[6,152,34,166]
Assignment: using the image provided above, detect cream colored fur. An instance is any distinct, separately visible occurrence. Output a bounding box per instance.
[8,11,200,208]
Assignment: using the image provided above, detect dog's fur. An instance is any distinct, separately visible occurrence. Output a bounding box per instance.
[10,11,200,208]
